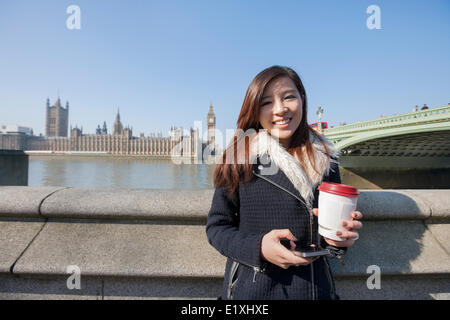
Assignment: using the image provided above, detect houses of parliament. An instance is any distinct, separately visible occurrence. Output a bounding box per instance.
[0,98,217,159]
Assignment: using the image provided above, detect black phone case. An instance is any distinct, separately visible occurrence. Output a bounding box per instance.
[297,248,330,258]
[280,239,330,257]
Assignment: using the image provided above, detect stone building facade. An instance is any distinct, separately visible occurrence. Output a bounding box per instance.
[1,100,209,159]
[0,133,28,150]
[46,98,69,137]
[0,125,33,150]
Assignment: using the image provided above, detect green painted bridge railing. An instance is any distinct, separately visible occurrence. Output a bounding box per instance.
[324,104,450,138]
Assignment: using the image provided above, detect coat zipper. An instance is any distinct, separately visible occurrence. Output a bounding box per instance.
[253,170,316,300]
[310,211,316,300]
[227,261,240,299]
[229,257,266,281]
[227,259,267,299]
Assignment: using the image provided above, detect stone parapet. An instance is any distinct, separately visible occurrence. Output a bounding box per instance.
[0,187,449,299]
[0,150,28,186]
[1,187,448,221]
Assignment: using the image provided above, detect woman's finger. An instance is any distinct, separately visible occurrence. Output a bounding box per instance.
[351,211,363,220]
[336,230,359,240]
[324,237,355,247]
[273,229,297,241]
[312,208,319,217]
[342,220,363,230]
[289,240,297,250]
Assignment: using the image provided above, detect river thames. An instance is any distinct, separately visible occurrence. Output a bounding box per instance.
[27,154,449,190]
[28,155,215,189]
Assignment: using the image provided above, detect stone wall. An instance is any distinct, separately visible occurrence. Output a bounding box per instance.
[0,187,448,300]
[0,150,28,186]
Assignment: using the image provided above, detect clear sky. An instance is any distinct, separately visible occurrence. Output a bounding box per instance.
[0,0,449,144]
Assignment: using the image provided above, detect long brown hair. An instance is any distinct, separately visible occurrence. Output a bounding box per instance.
[213,65,329,201]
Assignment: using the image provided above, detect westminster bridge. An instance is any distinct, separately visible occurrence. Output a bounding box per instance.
[324,104,450,189]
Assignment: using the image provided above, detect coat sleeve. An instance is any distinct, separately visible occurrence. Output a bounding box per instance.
[205,186,266,268]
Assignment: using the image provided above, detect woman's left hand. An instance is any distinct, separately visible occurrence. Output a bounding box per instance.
[312,209,363,248]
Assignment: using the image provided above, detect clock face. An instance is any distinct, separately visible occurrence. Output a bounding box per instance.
[209,118,214,124]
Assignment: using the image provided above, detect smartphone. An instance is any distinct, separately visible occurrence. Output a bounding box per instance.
[280,239,330,258]
[294,247,330,258]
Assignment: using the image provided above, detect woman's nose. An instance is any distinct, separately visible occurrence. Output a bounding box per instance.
[273,100,287,114]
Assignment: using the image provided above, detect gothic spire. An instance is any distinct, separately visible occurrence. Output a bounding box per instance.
[116,108,120,121]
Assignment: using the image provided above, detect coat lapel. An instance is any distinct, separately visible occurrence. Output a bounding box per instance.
[253,154,305,202]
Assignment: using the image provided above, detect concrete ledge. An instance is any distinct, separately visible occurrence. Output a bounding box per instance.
[0,219,46,273]
[1,274,448,300]
[8,220,450,279]
[424,222,450,254]
[0,150,28,186]
[1,188,449,300]
[1,187,449,221]
[0,274,102,300]
[356,190,431,220]
[39,188,214,221]
[102,277,222,300]
[0,274,222,300]
[0,186,67,218]
[328,221,450,276]
[11,222,226,278]
[401,190,450,218]
[334,275,450,300]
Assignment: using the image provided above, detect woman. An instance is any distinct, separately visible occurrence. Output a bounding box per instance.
[206,65,363,300]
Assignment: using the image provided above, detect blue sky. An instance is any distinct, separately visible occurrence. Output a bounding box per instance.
[0,0,449,145]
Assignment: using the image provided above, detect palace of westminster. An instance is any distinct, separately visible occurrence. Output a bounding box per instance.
[0,98,217,158]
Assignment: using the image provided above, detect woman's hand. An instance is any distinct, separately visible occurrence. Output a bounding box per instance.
[313,209,363,248]
[260,229,319,269]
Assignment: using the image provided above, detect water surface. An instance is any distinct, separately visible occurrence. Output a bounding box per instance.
[29,155,215,189]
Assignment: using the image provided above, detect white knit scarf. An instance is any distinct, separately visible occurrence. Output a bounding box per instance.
[248,130,340,209]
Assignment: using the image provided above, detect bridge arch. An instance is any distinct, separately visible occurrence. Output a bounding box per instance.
[335,121,450,151]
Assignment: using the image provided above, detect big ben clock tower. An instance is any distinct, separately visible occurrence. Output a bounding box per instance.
[207,103,216,154]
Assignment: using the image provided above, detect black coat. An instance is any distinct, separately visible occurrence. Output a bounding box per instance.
[206,154,344,300]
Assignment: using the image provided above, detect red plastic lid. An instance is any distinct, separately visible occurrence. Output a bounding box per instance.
[318,182,360,198]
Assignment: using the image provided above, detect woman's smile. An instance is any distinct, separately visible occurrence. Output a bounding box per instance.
[272,117,292,128]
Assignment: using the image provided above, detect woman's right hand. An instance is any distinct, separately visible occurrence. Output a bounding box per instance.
[260,229,318,269]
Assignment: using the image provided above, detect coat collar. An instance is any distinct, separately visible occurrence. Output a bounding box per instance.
[249,130,339,209]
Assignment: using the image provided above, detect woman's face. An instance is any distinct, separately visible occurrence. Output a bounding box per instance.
[258,76,303,148]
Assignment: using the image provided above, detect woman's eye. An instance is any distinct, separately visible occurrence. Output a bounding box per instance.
[261,101,271,106]
[285,95,296,100]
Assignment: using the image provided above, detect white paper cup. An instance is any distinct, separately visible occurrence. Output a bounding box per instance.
[318,182,360,241]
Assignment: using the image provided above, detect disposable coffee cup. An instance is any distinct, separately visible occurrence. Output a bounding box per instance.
[318,182,360,241]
